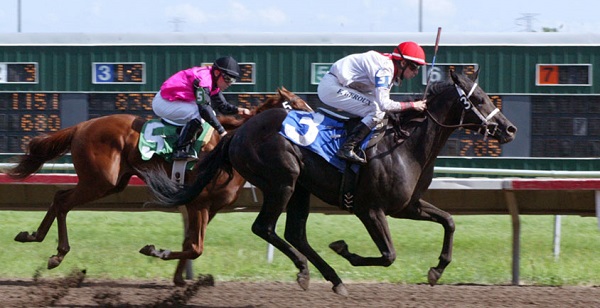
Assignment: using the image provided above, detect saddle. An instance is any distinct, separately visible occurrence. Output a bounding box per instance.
[316,107,426,156]
[138,119,215,191]
[138,119,213,163]
[316,107,426,212]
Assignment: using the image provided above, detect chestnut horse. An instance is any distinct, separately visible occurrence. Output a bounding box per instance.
[5,87,313,286]
[144,71,517,295]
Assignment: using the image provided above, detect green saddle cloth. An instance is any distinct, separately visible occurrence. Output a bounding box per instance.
[138,120,214,161]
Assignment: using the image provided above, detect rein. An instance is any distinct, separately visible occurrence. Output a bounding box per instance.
[425,82,500,139]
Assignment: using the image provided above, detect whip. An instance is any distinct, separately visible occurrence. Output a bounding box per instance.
[423,27,442,100]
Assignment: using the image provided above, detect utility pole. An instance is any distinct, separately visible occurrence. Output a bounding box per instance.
[169,17,185,32]
[419,0,423,32]
[17,0,22,32]
[515,13,539,32]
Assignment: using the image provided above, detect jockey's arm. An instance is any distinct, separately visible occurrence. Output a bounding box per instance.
[211,92,252,118]
[210,92,238,115]
[196,87,227,135]
[375,86,426,112]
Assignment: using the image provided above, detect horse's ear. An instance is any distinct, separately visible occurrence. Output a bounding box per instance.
[279,86,290,96]
[471,68,480,82]
[450,69,459,84]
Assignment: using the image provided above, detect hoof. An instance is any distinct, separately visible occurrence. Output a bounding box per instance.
[139,245,156,256]
[296,272,310,291]
[332,283,348,297]
[197,274,215,287]
[173,277,186,287]
[14,231,32,242]
[328,240,348,255]
[47,255,62,269]
[427,267,442,286]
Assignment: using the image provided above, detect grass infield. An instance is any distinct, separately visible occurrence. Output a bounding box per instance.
[1,211,598,286]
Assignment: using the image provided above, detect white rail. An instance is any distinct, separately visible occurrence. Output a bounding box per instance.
[2,163,600,178]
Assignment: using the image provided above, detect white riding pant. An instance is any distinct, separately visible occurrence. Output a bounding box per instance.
[152,91,201,126]
[317,73,385,129]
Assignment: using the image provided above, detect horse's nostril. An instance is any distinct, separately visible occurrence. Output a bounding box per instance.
[508,126,517,134]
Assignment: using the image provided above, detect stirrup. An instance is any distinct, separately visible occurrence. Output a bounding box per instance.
[172,148,196,160]
[336,149,367,165]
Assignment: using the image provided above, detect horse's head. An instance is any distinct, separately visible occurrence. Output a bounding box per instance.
[427,70,517,144]
[253,86,314,115]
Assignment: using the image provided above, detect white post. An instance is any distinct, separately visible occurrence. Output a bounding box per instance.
[553,215,562,260]
[250,184,276,263]
[267,243,275,264]
[595,191,600,230]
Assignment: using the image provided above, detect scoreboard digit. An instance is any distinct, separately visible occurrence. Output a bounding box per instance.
[92,62,146,84]
[422,63,478,85]
[536,64,591,86]
[310,63,333,85]
[0,93,60,152]
[0,62,38,84]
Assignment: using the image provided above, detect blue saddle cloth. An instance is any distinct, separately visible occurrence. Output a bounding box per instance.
[278,111,371,171]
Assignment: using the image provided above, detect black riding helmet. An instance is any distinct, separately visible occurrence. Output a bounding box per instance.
[213,56,241,79]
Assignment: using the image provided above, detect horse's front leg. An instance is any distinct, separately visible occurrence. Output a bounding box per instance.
[172,206,210,286]
[329,207,397,267]
[390,198,455,286]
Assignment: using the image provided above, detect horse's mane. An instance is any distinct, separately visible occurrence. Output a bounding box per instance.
[386,75,468,139]
[427,78,455,98]
[253,94,283,114]
[218,91,287,131]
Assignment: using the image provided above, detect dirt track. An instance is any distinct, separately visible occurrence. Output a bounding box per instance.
[1,272,599,308]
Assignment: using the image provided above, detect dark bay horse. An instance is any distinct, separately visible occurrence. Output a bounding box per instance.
[144,71,517,295]
[4,87,313,286]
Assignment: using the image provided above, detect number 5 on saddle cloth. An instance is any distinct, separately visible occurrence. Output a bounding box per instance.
[279,110,380,172]
[138,119,214,162]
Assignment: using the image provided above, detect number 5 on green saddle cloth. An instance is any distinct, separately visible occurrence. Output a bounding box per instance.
[138,120,214,162]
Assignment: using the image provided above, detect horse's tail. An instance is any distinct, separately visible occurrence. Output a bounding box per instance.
[143,133,235,207]
[6,126,77,180]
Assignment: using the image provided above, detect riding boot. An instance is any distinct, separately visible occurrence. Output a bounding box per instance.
[336,122,371,165]
[173,119,203,160]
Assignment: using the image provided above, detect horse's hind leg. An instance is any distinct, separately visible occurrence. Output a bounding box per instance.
[14,199,60,243]
[49,186,109,269]
[329,207,397,268]
[391,199,455,286]
[251,187,311,289]
[284,186,347,296]
[16,184,110,269]
[14,188,78,247]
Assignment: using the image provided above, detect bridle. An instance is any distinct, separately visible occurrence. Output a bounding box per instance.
[426,82,500,140]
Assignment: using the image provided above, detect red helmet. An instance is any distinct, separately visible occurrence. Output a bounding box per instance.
[392,41,426,65]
